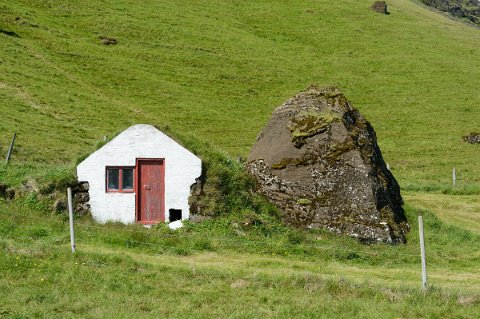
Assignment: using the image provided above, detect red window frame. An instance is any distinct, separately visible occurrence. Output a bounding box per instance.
[106,167,135,193]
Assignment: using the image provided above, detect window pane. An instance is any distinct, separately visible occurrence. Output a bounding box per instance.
[122,169,134,190]
[107,169,119,190]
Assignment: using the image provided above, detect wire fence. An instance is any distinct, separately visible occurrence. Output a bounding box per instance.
[2,208,422,259]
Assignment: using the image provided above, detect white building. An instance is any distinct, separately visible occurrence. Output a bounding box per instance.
[77,124,202,225]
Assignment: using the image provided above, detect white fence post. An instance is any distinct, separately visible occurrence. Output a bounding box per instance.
[452,167,456,186]
[418,215,427,290]
[67,187,76,253]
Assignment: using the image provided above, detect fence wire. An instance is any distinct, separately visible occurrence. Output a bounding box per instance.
[2,208,422,259]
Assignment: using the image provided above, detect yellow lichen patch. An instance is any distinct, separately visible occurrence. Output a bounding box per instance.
[287,110,342,144]
[297,198,312,205]
[325,141,355,163]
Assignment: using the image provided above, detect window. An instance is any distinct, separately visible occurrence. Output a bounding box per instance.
[106,167,134,192]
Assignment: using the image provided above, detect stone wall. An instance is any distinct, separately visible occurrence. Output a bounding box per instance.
[1,179,90,216]
[72,181,90,216]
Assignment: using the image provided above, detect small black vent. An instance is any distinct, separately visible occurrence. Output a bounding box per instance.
[169,209,182,222]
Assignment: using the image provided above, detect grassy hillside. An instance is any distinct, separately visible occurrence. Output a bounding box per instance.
[0,0,479,188]
[1,1,480,317]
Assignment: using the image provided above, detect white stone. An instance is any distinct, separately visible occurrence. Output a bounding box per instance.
[77,124,201,224]
[168,220,184,230]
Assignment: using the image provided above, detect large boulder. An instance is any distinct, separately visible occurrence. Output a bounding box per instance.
[246,86,409,243]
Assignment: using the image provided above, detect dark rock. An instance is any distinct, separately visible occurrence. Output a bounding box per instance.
[53,198,67,212]
[370,1,389,14]
[246,86,409,244]
[99,36,117,45]
[72,181,90,216]
[463,132,480,144]
[6,188,15,200]
[76,181,89,192]
[74,191,89,203]
[450,5,465,18]
[74,203,91,216]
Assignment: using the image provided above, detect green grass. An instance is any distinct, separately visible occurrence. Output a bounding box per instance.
[0,0,479,188]
[1,199,479,318]
[404,191,480,234]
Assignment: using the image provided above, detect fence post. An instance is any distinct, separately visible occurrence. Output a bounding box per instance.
[67,187,76,253]
[418,215,427,290]
[5,133,16,164]
[452,167,456,186]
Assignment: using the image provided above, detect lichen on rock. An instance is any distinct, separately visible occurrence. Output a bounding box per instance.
[246,86,409,244]
[288,109,342,147]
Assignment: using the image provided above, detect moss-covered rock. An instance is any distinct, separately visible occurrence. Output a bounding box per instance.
[287,110,341,147]
[246,86,409,244]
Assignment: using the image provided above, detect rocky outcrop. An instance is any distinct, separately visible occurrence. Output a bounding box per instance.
[246,86,409,244]
[421,0,480,25]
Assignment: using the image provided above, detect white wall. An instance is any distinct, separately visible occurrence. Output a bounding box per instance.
[77,124,202,224]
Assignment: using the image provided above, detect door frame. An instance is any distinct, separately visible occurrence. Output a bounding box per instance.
[135,158,165,224]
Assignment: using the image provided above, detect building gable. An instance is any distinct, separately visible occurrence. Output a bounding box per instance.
[77,124,202,225]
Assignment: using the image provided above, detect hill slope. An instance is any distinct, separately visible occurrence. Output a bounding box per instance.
[0,0,479,188]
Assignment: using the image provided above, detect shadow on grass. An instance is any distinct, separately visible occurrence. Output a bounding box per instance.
[0,29,20,37]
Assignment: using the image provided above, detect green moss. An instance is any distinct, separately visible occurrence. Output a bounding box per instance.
[271,158,302,169]
[271,155,316,169]
[325,141,355,163]
[287,110,341,146]
[297,198,312,205]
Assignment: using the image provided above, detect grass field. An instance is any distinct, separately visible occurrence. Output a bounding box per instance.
[404,191,480,234]
[1,0,480,317]
[1,199,479,318]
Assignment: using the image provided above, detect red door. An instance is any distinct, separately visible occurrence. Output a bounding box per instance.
[136,159,165,223]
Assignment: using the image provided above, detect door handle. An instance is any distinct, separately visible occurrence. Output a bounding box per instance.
[144,185,150,190]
